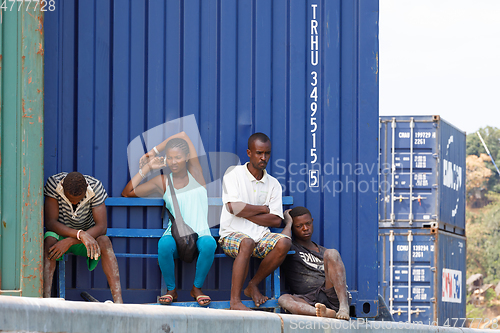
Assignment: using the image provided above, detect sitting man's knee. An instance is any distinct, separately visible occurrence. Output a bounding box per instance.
[278,294,290,307]
[96,235,112,248]
[238,237,256,253]
[324,248,341,262]
[275,236,291,253]
[44,236,57,250]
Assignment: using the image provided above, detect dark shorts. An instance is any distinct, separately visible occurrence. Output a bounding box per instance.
[295,283,351,311]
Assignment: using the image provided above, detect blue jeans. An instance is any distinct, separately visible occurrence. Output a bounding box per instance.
[158,234,217,290]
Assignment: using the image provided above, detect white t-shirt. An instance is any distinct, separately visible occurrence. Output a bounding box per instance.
[220,163,284,242]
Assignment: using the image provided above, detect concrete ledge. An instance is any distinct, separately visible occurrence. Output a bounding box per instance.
[0,296,494,333]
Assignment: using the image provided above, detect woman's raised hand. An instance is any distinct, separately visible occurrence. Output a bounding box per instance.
[139,151,155,169]
[147,156,167,171]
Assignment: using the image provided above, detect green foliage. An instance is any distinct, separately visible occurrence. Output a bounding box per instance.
[467,192,500,281]
[467,127,500,193]
[485,288,497,304]
[466,303,485,318]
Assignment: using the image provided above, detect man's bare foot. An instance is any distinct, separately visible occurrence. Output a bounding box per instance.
[336,307,350,320]
[230,300,252,311]
[315,303,337,318]
[244,283,268,307]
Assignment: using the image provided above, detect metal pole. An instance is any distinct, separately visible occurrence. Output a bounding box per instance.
[407,231,413,323]
[391,118,396,223]
[389,230,395,315]
[409,118,414,225]
[477,132,500,176]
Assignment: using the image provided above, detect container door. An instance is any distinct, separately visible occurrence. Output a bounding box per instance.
[379,118,439,227]
[436,231,466,326]
[379,230,436,324]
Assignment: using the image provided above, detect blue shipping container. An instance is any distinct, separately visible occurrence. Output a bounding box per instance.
[379,116,466,234]
[44,0,379,317]
[378,228,466,325]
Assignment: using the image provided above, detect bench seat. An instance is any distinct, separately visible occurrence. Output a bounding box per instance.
[57,196,293,310]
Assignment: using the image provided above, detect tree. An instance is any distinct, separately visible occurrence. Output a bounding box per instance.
[466,154,492,208]
[466,127,500,193]
[466,193,500,283]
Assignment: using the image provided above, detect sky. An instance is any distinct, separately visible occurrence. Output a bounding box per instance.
[379,0,500,135]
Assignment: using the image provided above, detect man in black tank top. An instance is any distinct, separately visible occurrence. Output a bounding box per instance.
[279,206,350,320]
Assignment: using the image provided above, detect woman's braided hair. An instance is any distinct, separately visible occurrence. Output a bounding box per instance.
[165,138,190,157]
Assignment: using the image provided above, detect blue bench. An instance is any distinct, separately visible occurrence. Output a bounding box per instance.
[58,196,293,310]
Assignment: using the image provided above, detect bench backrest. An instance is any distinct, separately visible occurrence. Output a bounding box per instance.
[104,196,293,238]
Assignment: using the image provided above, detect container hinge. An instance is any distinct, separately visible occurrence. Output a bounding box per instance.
[430,298,437,303]
[432,153,438,159]
[391,118,397,128]
[407,231,413,242]
[389,230,395,241]
[430,267,436,272]
[432,184,438,189]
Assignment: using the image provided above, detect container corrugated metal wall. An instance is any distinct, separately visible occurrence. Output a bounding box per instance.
[44,0,379,317]
[379,116,466,235]
[0,5,44,296]
[378,229,466,325]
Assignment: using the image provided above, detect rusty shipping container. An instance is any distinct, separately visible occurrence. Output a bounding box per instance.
[0,5,44,296]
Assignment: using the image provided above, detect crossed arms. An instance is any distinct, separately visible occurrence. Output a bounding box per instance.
[226,202,282,228]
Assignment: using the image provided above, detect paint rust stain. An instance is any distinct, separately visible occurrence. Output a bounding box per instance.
[37,89,41,94]
[23,167,26,175]
[40,137,43,147]
[38,115,42,123]
[36,14,44,36]
[2,221,6,228]
[22,98,33,118]
[36,43,44,56]
[28,77,32,84]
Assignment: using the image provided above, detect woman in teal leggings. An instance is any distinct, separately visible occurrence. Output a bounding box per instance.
[122,132,216,306]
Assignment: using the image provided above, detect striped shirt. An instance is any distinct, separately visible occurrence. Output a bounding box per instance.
[44,172,108,231]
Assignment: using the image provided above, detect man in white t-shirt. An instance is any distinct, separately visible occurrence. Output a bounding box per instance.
[219,133,291,310]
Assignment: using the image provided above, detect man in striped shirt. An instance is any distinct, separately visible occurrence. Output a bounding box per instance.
[43,172,123,303]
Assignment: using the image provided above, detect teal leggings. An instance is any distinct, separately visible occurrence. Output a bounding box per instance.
[158,235,217,290]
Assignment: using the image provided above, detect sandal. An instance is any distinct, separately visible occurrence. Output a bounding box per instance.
[158,294,177,305]
[194,295,211,307]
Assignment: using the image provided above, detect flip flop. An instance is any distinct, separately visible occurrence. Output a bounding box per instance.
[194,295,211,307]
[158,294,177,305]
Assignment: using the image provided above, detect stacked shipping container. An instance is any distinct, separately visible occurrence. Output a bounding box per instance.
[378,116,466,324]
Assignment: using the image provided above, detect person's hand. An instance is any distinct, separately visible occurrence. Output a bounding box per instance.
[139,151,156,169]
[48,238,76,260]
[79,231,101,260]
[147,156,166,171]
[283,209,293,226]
